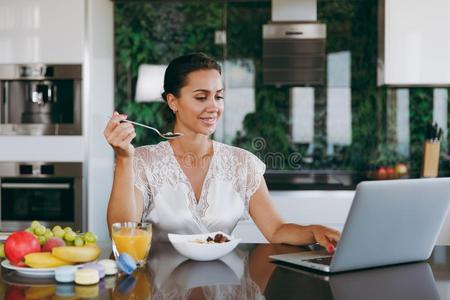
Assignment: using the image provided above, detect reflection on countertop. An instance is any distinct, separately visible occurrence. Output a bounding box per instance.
[269,260,439,300]
[1,244,450,299]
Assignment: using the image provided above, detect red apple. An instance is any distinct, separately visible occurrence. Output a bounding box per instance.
[376,166,387,180]
[395,163,408,177]
[386,166,395,179]
[42,237,65,252]
[4,231,40,266]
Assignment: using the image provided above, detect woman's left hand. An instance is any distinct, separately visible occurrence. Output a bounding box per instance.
[309,225,341,254]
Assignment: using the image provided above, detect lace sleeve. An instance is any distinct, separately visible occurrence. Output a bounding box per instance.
[243,151,266,217]
[133,147,153,218]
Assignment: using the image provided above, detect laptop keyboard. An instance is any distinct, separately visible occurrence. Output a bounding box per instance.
[304,256,333,266]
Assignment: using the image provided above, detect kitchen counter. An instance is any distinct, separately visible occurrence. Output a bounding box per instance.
[1,242,449,299]
[265,170,357,190]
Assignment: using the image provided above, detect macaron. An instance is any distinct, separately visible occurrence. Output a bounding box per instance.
[55,283,75,297]
[116,253,137,275]
[75,268,100,285]
[98,259,118,275]
[55,265,78,283]
[82,263,106,279]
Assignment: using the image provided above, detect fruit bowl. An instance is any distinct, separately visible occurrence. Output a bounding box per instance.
[1,260,68,277]
[168,232,241,261]
[0,221,100,272]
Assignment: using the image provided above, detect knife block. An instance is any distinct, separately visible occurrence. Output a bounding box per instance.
[422,141,440,177]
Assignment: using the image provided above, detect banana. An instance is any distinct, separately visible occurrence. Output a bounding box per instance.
[24,252,71,268]
[52,244,101,263]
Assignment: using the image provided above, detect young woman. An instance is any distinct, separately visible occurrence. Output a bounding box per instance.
[104,53,340,252]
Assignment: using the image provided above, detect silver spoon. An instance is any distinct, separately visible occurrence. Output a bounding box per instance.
[108,116,183,139]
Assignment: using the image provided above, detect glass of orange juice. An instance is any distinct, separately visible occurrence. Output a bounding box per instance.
[111,222,152,267]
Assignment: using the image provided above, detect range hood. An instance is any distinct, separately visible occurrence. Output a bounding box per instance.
[263,0,326,86]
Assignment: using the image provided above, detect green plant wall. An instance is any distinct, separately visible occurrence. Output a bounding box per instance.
[114,0,450,178]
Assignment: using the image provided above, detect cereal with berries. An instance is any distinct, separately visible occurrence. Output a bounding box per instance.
[192,233,230,244]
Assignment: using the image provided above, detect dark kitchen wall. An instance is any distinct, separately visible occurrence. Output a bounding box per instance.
[114,0,450,179]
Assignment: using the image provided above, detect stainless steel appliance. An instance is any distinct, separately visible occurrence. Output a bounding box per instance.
[0,64,82,135]
[263,23,326,86]
[0,162,83,232]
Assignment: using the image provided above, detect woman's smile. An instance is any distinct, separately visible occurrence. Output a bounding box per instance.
[199,116,217,126]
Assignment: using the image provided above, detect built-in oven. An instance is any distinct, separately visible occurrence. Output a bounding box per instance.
[0,162,83,232]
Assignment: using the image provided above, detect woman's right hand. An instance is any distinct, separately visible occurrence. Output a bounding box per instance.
[104,112,136,158]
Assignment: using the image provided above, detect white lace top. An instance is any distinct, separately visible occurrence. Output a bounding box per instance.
[133,140,266,241]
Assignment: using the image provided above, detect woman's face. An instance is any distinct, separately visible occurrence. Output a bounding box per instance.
[168,69,224,136]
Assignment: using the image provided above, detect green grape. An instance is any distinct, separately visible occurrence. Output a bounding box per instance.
[34,225,46,236]
[52,225,62,233]
[25,227,34,234]
[54,229,65,239]
[83,232,97,243]
[37,235,46,245]
[30,220,41,229]
[74,237,84,247]
[63,227,73,234]
[0,243,4,258]
[64,231,76,242]
[44,229,54,239]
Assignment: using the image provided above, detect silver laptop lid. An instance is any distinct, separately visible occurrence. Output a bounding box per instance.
[331,178,450,272]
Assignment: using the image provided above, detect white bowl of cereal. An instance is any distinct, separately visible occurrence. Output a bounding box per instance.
[168,232,241,261]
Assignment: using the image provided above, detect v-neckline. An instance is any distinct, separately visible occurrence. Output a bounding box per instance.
[167,140,216,204]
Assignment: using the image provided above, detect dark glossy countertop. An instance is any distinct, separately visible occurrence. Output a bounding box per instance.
[0,243,449,299]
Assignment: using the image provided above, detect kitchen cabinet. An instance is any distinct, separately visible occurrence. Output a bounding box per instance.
[0,0,114,242]
[0,0,84,63]
[378,0,450,86]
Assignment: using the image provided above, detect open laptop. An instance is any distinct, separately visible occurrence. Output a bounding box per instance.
[270,178,450,273]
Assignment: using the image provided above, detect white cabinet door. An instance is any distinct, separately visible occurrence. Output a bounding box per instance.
[0,0,84,63]
[378,0,450,85]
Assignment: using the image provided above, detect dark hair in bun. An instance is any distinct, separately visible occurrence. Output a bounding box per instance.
[161,53,222,101]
